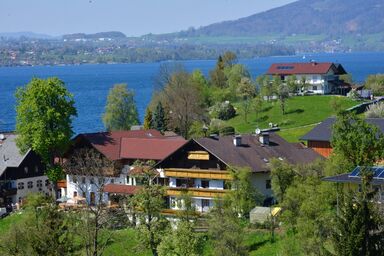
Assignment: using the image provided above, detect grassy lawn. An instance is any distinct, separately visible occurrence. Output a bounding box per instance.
[0,213,281,256]
[0,211,24,233]
[225,95,360,142]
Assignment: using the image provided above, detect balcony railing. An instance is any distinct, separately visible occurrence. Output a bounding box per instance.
[167,187,229,198]
[164,168,232,180]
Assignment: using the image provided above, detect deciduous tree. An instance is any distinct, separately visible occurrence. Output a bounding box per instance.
[133,171,168,256]
[163,71,205,139]
[102,83,139,131]
[15,77,77,198]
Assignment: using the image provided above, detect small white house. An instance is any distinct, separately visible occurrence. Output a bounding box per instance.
[266,62,348,94]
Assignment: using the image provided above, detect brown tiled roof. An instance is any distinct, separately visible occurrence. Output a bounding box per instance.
[196,133,322,172]
[74,130,164,160]
[120,138,187,160]
[103,184,141,195]
[266,62,340,75]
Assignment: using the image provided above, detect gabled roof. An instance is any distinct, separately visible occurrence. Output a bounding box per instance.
[300,117,384,142]
[195,134,322,172]
[73,129,186,161]
[0,134,31,175]
[266,62,346,76]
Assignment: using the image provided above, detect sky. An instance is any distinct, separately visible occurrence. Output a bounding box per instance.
[0,0,296,36]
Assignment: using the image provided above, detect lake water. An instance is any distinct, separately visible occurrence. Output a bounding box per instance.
[1,52,383,134]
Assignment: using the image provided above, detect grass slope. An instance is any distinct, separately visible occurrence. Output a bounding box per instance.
[0,213,280,256]
[225,95,359,142]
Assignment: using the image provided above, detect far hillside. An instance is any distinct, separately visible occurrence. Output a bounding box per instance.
[225,95,360,142]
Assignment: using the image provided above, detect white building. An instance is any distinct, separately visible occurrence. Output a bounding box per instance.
[266,62,348,95]
[63,130,187,205]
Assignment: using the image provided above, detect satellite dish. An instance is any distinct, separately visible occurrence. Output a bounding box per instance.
[255,128,261,135]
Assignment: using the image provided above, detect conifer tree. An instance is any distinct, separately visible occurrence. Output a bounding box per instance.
[143,107,153,130]
[153,102,166,133]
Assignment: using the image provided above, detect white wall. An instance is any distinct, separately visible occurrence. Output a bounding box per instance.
[250,172,272,198]
[14,175,50,203]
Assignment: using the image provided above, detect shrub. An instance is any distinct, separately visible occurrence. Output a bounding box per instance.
[219,126,235,136]
[210,101,236,120]
[365,101,384,118]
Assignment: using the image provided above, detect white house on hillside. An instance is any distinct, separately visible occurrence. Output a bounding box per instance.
[266,62,348,95]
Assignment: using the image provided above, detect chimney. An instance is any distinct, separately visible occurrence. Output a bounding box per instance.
[259,132,270,145]
[233,135,242,147]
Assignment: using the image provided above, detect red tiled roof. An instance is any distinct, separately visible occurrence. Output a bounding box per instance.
[76,130,164,160]
[266,62,335,75]
[103,184,141,195]
[120,138,187,160]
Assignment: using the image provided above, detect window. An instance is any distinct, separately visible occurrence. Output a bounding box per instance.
[24,166,28,174]
[176,179,189,188]
[313,85,318,91]
[266,180,271,189]
[45,179,50,187]
[17,182,24,190]
[27,181,33,189]
[90,178,94,184]
[202,199,210,208]
[37,180,43,188]
[72,176,78,183]
[201,180,209,188]
[81,177,86,184]
[110,179,114,184]
[73,191,78,198]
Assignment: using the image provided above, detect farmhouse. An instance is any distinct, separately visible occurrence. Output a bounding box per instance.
[63,130,321,212]
[266,62,348,94]
[156,133,322,212]
[300,117,384,158]
[63,130,187,205]
[0,132,50,206]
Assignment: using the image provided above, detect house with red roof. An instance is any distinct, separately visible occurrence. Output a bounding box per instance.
[266,62,348,94]
[62,130,187,205]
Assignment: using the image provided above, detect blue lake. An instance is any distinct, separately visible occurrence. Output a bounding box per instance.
[1,52,384,134]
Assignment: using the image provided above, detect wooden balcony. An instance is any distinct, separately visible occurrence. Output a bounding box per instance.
[164,168,232,180]
[167,187,229,198]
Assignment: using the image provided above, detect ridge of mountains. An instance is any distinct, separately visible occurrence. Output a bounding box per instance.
[181,0,384,37]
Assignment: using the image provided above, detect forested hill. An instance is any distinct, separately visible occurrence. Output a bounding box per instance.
[186,0,384,37]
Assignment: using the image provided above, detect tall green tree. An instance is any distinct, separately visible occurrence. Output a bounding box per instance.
[331,112,384,255]
[209,55,227,88]
[331,112,384,166]
[237,77,256,123]
[158,221,203,256]
[153,102,167,133]
[163,71,205,139]
[133,172,168,256]
[208,198,248,256]
[270,159,295,203]
[15,77,77,198]
[228,166,263,218]
[277,82,290,115]
[102,83,139,131]
[143,107,154,130]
